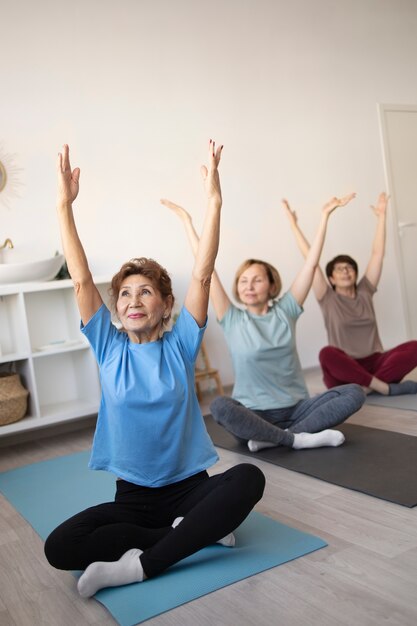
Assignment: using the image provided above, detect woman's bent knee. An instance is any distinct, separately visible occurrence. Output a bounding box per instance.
[44,524,79,570]
[249,464,266,500]
[407,340,417,360]
[347,383,366,404]
[210,395,235,423]
[319,345,337,362]
[44,529,67,569]
[230,463,266,501]
[337,383,366,410]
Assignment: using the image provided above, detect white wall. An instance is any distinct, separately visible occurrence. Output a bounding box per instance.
[1,0,417,385]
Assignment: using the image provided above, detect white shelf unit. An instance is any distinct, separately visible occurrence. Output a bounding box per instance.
[0,277,110,436]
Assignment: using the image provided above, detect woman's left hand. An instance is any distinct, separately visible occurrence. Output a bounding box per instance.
[322,192,356,217]
[200,140,223,205]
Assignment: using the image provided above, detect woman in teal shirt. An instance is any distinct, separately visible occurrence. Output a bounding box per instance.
[163,192,365,453]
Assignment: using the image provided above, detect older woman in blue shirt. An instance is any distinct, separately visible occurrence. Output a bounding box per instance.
[44,142,265,598]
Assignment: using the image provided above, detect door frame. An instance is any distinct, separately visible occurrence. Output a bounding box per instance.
[378,103,417,339]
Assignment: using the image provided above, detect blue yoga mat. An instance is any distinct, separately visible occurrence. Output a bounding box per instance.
[0,451,327,626]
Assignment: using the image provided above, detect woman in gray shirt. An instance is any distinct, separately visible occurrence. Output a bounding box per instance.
[285,192,417,396]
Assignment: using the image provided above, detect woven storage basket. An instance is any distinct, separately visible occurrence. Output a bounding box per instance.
[0,373,29,426]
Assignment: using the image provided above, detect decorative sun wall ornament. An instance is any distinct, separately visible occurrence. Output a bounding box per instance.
[0,146,23,208]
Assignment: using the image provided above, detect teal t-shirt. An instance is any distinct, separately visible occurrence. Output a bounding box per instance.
[220,292,309,410]
[81,304,218,487]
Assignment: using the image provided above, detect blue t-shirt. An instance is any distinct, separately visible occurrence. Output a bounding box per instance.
[220,292,309,410]
[81,305,218,487]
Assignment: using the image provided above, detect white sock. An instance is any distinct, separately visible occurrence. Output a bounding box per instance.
[171,516,184,529]
[247,439,277,452]
[172,517,235,547]
[77,548,144,598]
[216,532,236,547]
[292,430,345,450]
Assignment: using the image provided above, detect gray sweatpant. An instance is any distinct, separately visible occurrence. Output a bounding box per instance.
[210,384,366,448]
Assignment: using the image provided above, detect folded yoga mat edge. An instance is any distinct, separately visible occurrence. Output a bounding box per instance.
[365,393,417,411]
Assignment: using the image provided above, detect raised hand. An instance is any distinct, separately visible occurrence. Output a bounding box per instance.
[200,139,223,205]
[370,192,389,218]
[322,192,356,217]
[282,198,298,227]
[160,198,192,223]
[57,144,80,207]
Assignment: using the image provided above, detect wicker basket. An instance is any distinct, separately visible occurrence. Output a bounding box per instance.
[0,373,29,426]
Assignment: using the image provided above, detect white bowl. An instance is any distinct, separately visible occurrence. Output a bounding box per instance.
[0,254,65,285]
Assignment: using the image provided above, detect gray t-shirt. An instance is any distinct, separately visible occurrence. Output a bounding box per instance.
[219,292,309,410]
[318,276,383,358]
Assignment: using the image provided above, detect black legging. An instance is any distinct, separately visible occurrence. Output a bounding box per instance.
[44,463,265,579]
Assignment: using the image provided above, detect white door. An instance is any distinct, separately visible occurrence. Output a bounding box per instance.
[379,104,417,339]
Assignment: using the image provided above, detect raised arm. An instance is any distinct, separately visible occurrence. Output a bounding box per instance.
[289,193,356,305]
[162,140,226,327]
[364,192,389,288]
[160,198,231,321]
[282,199,328,300]
[56,144,102,325]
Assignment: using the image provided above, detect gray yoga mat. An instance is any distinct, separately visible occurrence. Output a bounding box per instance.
[204,416,417,507]
[365,393,417,411]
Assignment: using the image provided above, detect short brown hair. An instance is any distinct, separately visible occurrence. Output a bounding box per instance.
[109,257,175,325]
[325,255,358,290]
[233,259,282,303]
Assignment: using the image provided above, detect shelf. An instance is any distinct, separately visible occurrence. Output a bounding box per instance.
[0,276,110,296]
[0,414,44,436]
[0,404,98,436]
[0,292,29,355]
[32,341,89,358]
[39,399,100,421]
[0,277,111,437]
[33,348,100,414]
[25,289,84,353]
[0,352,30,364]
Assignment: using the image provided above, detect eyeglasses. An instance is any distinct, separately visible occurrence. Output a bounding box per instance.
[333,264,355,274]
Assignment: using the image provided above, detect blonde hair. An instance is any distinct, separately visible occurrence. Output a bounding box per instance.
[233,259,282,303]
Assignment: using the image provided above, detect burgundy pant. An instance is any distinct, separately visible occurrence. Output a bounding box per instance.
[319,341,417,388]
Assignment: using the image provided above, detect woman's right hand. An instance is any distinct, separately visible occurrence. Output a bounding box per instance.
[370,192,389,218]
[57,144,80,207]
[160,198,192,223]
[200,139,223,206]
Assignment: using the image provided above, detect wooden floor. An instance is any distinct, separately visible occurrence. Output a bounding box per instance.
[1,371,417,626]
